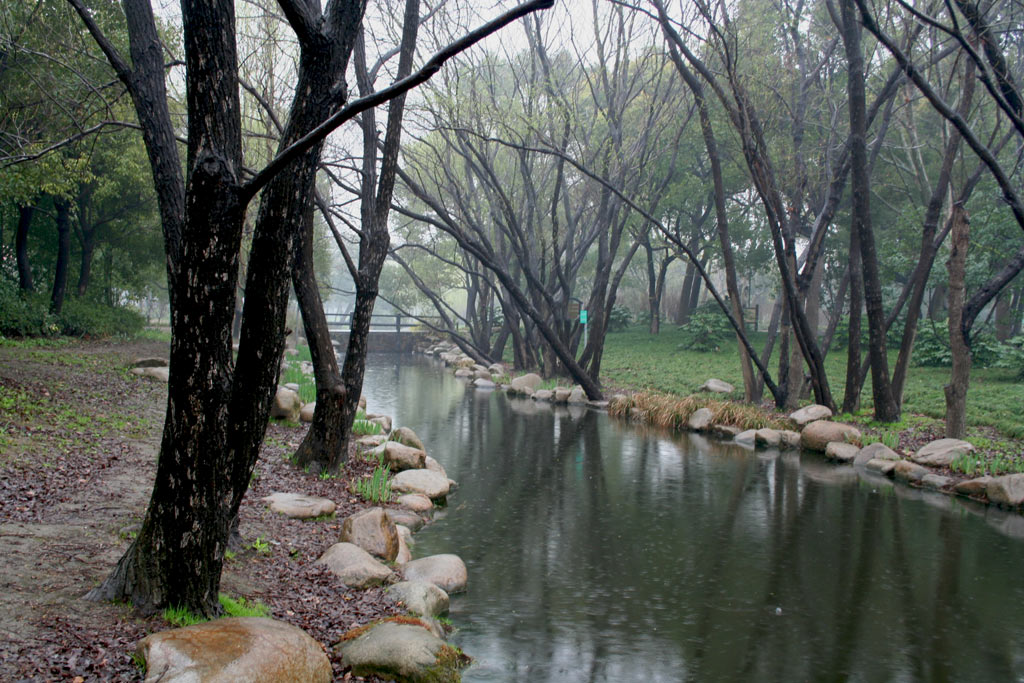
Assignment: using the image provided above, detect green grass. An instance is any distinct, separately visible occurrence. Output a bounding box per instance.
[600,325,1024,440]
[351,463,393,503]
[352,418,384,436]
[162,593,270,627]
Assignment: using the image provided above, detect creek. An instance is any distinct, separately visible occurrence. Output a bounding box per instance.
[359,354,1024,681]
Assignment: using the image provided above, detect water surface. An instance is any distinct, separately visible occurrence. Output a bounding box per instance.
[359,354,1024,682]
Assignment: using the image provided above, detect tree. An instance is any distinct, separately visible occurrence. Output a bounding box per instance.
[69,0,553,615]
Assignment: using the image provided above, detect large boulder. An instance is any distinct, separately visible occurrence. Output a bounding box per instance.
[987,474,1024,507]
[397,494,433,513]
[825,442,859,463]
[687,408,714,432]
[299,402,315,423]
[552,387,572,404]
[800,421,861,452]
[699,378,734,394]
[734,429,757,447]
[382,442,427,472]
[892,460,930,483]
[262,492,336,519]
[138,617,330,683]
[270,387,301,422]
[132,366,170,383]
[316,543,396,588]
[387,508,426,532]
[391,427,426,451]
[954,476,993,497]
[509,373,542,394]
[755,429,782,448]
[402,554,468,594]
[130,357,168,369]
[387,581,450,618]
[854,442,900,467]
[473,378,496,389]
[912,439,975,467]
[340,508,400,562]
[367,414,393,433]
[789,404,832,426]
[568,386,587,405]
[533,389,553,402]
[392,470,451,500]
[336,622,464,682]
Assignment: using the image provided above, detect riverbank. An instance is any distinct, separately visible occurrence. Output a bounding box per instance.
[0,338,408,680]
[599,326,1024,477]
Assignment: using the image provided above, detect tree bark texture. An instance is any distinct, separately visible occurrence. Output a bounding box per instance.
[16,203,34,291]
[842,0,899,421]
[945,205,970,438]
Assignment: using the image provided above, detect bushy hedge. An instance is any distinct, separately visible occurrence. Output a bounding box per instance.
[0,280,144,339]
[677,302,734,352]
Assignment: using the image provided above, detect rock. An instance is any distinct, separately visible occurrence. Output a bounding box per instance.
[340,508,400,562]
[912,438,975,467]
[130,357,168,368]
[398,494,433,513]
[387,581,450,618]
[336,622,462,682]
[825,442,859,463]
[987,474,1024,506]
[779,430,802,449]
[487,363,505,375]
[954,476,993,496]
[734,429,757,446]
[700,378,734,393]
[473,378,496,389]
[402,554,468,594]
[788,404,833,426]
[921,474,953,490]
[395,533,412,564]
[424,456,447,479]
[367,414,393,433]
[270,387,301,422]
[355,434,388,450]
[687,408,714,431]
[588,400,610,410]
[299,402,315,423]
[509,373,542,394]
[568,386,587,404]
[800,421,861,452]
[392,470,451,500]
[358,395,367,412]
[382,442,427,472]
[854,442,900,466]
[138,617,330,683]
[132,366,170,382]
[262,492,336,519]
[892,460,929,483]
[387,508,426,532]
[533,389,553,402]
[453,367,474,378]
[755,429,782,447]
[390,427,426,451]
[711,424,740,438]
[396,524,414,547]
[316,543,396,588]
[553,387,572,403]
[283,382,300,393]
[866,459,897,475]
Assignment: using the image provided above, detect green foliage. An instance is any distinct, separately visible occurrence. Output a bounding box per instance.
[351,463,393,503]
[607,305,633,332]
[0,279,144,338]
[352,418,384,437]
[950,451,1024,477]
[996,335,1024,380]
[219,593,270,618]
[677,303,734,352]
[0,281,58,337]
[912,322,1007,369]
[862,431,899,450]
[162,604,205,628]
[56,297,145,337]
[251,536,271,554]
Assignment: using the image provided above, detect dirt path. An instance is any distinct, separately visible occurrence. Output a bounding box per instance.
[0,339,400,680]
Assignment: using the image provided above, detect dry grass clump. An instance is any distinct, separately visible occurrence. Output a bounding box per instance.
[609,391,789,432]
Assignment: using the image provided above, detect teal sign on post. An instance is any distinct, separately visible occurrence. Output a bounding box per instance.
[580,310,588,324]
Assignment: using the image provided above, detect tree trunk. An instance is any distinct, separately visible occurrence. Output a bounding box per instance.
[676,260,695,324]
[842,0,899,422]
[995,292,1012,341]
[945,205,970,438]
[16,203,34,291]
[842,218,864,414]
[77,229,96,298]
[50,198,71,315]
[292,205,347,473]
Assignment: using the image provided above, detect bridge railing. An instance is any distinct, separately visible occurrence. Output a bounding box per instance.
[324,312,444,333]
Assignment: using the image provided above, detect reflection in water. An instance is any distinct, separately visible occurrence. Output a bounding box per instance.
[359,355,1024,682]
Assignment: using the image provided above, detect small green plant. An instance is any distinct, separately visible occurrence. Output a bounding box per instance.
[676,302,734,352]
[318,469,337,480]
[251,536,271,554]
[351,463,393,503]
[219,593,270,618]
[862,431,899,450]
[163,604,206,628]
[353,418,384,436]
[224,549,237,561]
[131,650,147,672]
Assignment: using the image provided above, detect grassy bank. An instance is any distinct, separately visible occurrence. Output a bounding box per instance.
[600,326,1024,441]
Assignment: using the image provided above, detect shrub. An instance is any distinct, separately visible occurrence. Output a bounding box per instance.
[0,280,57,337]
[677,302,733,352]
[58,297,145,338]
[912,321,1005,369]
[607,305,633,331]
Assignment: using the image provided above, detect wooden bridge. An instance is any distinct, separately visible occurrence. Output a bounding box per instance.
[325,313,439,353]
